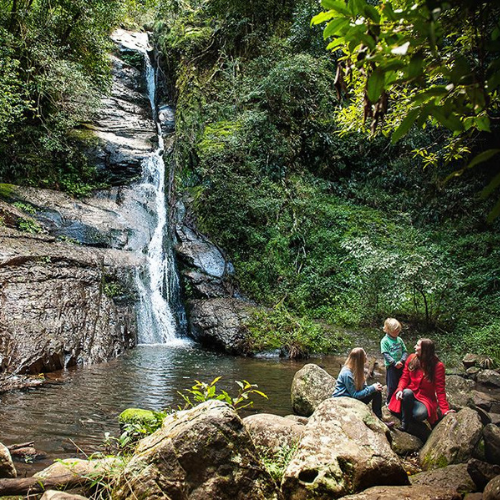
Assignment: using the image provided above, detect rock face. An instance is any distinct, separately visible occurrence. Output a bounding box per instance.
[86,30,156,185]
[281,398,408,499]
[340,485,461,500]
[187,298,253,354]
[113,400,279,500]
[291,363,337,417]
[419,408,483,470]
[0,228,138,374]
[410,463,476,495]
[484,424,500,465]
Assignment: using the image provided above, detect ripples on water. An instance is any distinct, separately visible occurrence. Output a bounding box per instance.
[0,344,348,469]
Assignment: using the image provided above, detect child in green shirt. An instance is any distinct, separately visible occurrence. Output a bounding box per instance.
[380,318,408,404]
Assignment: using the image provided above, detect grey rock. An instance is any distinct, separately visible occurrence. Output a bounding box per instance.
[467,458,500,490]
[187,298,252,354]
[419,408,483,470]
[484,475,500,500]
[40,492,89,500]
[410,463,476,495]
[0,442,16,478]
[290,363,336,417]
[447,375,476,410]
[478,370,500,388]
[341,485,460,499]
[243,413,304,454]
[281,398,408,499]
[484,424,500,465]
[114,400,279,500]
[390,428,424,456]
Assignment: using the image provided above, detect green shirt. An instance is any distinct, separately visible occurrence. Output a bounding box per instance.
[380,334,407,367]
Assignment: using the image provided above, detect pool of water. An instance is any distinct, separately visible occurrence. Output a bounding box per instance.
[0,343,355,473]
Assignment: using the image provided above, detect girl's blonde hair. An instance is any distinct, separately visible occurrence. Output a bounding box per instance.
[384,318,402,335]
[344,347,367,391]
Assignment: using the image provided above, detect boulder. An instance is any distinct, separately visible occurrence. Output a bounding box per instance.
[113,400,279,500]
[390,428,423,456]
[472,390,500,413]
[446,375,476,410]
[243,413,305,454]
[290,364,336,417]
[419,408,483,470]
[484,423,500,465]
[484,475,500,500]
[187,298,253,354]
[281,398,408,499]
[35,457,123,481]
[0,443,16,478]
[409,463,476,495]
[467,459,500,490]
[340,485,460,499]
[477,370,500,388]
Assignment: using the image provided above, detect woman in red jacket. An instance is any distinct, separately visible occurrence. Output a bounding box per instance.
[388,338,454,431]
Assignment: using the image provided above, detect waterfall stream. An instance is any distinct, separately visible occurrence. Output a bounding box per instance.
[132,46,187,345]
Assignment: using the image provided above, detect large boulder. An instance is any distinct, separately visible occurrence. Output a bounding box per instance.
[467,459,500,490]
[409,463,476,496]
[419,408,483,470]
[477,370,500,388]
[484,475,500,500]
[446,375,476,410]
[484,423,500,465]
[187,298,253,354]
[281,398,408,499]
[113,400,279,500]
[0,443,16,478]
[290,364,336,417]
[340,485,461,499]
[243,413,305,454]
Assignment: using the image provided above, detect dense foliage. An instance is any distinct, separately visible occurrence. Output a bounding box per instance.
[0,0,149,194]
[155,0,500,362]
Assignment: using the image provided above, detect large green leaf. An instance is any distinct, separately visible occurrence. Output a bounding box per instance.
[323,17,351,39]
[366,68,385,103]
[320,0,351,16]
[391,107,420,143]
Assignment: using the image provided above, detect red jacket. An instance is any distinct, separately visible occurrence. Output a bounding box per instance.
[388,353,450,424]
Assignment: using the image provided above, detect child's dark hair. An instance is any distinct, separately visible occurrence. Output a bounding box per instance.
[408,338,438,383]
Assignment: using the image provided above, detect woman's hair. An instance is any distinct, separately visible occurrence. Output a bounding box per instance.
[384,318,401,335]
[345,347,367,391]
[408,338,438,382]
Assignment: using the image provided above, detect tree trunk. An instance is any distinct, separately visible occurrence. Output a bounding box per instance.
[0,474,86,496]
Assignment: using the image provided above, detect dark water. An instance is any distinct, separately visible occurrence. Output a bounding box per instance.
[0,343,352,472]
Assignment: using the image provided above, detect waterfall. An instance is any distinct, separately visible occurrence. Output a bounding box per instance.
[134,51,187,345]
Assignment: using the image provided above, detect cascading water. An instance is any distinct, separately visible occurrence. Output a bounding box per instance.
[134,50,187,345]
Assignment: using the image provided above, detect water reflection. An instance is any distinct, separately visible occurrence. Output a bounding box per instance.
[0,345,349,465]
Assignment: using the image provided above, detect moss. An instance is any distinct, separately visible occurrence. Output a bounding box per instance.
[118,408,158,427]
[0,183,16,201]
[421,453,449,470]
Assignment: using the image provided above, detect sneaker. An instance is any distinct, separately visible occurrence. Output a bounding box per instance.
[384,421,395,429]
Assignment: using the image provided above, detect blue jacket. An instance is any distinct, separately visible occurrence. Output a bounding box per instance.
[333,366,376,400]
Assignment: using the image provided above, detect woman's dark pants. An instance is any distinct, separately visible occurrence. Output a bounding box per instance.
[400,388,428,429]
[361,391,382,419]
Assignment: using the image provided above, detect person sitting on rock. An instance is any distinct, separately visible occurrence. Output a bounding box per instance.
[333,347,393,428]
[388,338,455,432]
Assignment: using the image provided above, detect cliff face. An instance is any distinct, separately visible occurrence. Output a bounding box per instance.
[0,30,157,375]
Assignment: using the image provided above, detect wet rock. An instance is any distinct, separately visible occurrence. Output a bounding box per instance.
[243,413,305,454]
[0,443,16,478]
[484,475,500,500]
[281,398,408,499]
[410,463,476,495]
[467,458,500,490]
[340,485,460,499]
[0,229,138,374]
[484,424,500,465]
[290,363,336,417]
[114,400,279,500]
[187,298,252,354]
[419,408,483,470]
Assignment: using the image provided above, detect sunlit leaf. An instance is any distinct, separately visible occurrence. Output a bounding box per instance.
[320,0,351,16]
[366,68,385,103]
[323,17,351,39]
[391,107,420,143]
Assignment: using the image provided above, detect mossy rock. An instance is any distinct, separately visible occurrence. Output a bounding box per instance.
[118,408,157,427]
